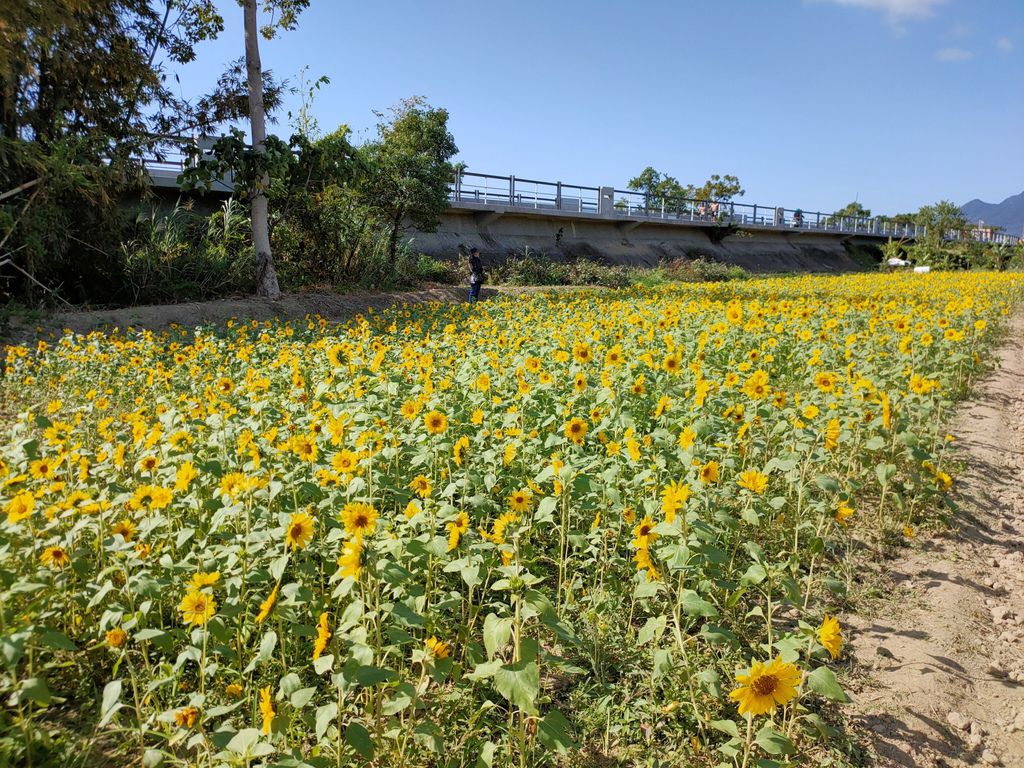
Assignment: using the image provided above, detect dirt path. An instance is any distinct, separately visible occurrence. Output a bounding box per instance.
[847,312,1024,767]
[2,284,604,342]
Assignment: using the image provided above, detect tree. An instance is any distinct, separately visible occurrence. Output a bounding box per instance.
[915,200,968,238]
[1,0,224,303]
[627,167,745,207]
[833,201,871,219]
[627,167,692,206]
[692,174,744,202]
[239,0,308,298]
[357,97,458,262]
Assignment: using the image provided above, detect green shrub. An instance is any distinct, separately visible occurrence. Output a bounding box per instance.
[120,200,254,304]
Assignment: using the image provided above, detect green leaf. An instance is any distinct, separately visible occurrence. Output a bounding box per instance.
[382,682,415,715]
[637,615,666,645]
[538,709,577,753]
[467,660,502,681]
[99,679,122,726]
[679,589,718,617]
[315,702,337,741]
[815,475,840,492]
[651,649,673,681]
[39,629,76,651]
[493,660,540,715]
[483,614,513,659]
[313,653,335,675]
[634,579,662,598]
[290,686,316,708]
[258,630,277,664]
[390,602,426,628]
[876,463,897,485]
[345,722,374,759]
[700,624,739,648]
[475,741,497,768]
[864,435,886,451]
[710,718,740,738]
[19,677,51,707]
[413,720,444,753]
[279,672,302,696]
[353,665,397,687]
[805,666,852,702]
[226,728,262,755]
[755,724,795,756]
[740,563,767,587]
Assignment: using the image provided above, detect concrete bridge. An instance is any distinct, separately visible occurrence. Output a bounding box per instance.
[141,138,1020,272]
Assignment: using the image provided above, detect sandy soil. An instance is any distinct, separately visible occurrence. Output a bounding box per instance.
[847,312,1024,767]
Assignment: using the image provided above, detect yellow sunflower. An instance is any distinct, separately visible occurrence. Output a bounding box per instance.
[337,537,363,579]
[128,485,173,512]
[423,410,448,435]
[819,615,843,659]
[255,585,279,623]
[340,502,378,538]
[729,656,802,717]
[564,417,588,445]
[313,612,331,660]
[259,685,275,734]
[178,590,216,626]
[424,635,451,659]
[699,461,720,485]
[5,492,35,524]
[409,475,433,498]
[285,511,315,550]
[736,469,769,494]
[40,545,70,569]
[507,488,533,513]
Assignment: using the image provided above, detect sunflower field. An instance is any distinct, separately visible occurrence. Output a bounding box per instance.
[1,272,1021,768]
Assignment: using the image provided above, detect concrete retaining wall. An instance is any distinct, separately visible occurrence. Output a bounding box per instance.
[407,208,879,273]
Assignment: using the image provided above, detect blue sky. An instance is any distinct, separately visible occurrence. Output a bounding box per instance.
[174,0,1023,216]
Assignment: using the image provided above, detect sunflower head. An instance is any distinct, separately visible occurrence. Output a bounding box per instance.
[341,502,378,538]
[729,656,802,717]
[286,511,315,550]
[424,410,448,435]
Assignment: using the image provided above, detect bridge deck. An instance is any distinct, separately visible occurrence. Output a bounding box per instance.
[138,137,1020,246]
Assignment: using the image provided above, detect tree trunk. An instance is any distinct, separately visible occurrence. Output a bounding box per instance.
[243,0,280,298]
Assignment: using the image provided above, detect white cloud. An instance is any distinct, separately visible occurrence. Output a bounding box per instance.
[934,47,974,61]
[824,0,947,21]
[997,36,1014,53]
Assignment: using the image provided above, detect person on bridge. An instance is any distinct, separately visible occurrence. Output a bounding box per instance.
[468,247,485,303]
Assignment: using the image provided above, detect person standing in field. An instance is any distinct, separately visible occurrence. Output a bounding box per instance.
[468,247,484,303]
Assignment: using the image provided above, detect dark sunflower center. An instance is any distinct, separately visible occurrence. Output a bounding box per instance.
[751,674,778,697]
[289,523,303,539]
[354,514,368,528]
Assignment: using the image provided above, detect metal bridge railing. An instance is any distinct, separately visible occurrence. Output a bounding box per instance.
[133,145,1020,247]
[449,170,1022,245]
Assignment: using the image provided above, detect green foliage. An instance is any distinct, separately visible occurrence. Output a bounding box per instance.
[692,173,745,202]
[490,251,747,288]
[832,202,871,219]
[628,167,745,205]
[358,97,459,260]
[118,200,255,304]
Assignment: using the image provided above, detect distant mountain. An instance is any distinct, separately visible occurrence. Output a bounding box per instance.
[961,191,1024,237]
